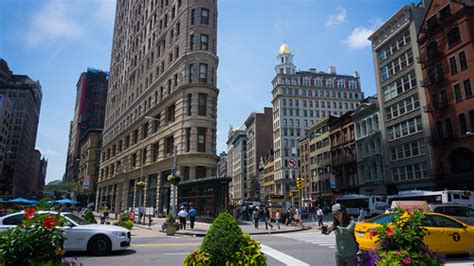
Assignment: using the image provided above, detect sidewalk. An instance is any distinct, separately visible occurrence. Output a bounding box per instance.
[132,217,315,236]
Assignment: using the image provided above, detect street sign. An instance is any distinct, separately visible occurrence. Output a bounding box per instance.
[288,159,296,168]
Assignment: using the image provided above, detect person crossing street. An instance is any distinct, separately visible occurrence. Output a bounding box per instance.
[177,206,188,230]
[188,206,197,229]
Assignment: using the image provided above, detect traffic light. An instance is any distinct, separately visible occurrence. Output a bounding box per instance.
[296,178,304,189]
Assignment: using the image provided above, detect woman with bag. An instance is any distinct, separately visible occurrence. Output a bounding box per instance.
[321,203,358,266]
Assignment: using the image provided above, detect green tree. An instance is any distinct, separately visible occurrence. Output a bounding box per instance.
[201,212,245,265]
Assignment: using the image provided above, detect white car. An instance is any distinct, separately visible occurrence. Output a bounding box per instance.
[0,211,131,256]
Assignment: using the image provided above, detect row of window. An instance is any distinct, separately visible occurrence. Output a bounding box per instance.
[449,51,468,75]
[355,114,380,139]
[280,87,360,98]
[387,116,423,141]
[383,70,417,102]
[392,162,429,182]
[283,99,357,110]
[453,79,472,102]
[379,30,411,62]
[435,110,474,141]
[282,108,352,118]
[385,95,420,121]
[381,50,414,81]
[390,139,427,162]
[356,138,382,158]
[278,77,359,89]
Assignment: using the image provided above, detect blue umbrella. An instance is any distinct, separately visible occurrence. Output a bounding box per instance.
[55,199,79,205]
[27,199,39,204]
[8,198,34,204]
[0,199,6,203]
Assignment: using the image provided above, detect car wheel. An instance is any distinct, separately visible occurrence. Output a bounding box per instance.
[88,235,111,256]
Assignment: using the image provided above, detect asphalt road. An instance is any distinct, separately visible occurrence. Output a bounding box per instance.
[64,229,474,266]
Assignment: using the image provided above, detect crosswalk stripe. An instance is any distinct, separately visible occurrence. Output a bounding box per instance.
[275,231,336,250]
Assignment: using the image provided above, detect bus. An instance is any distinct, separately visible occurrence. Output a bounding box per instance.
[387,190,473,208]
[335,194,387,217]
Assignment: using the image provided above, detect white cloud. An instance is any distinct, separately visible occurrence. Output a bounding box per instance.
[24,0,85,46]
[342,18,384,49]
[325,8,346,27]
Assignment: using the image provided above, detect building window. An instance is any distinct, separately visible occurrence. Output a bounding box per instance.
[187,94,192,116]
[166,104,175,123]
[447,27,461,48]
[454,84,462,102]
[465,79,472,98]
[198,93,207,116]
[200,34,208,50]
[199,63,208,82]
[459,113,467,135]
[436,121,444,140]
[191,9,195,25]
[189,34,194,50]
[188,64,194,83]
[459,51,468,70]
[186,128,191,152]
[449,57,457,74]
[201,8,209,25]
[469,110,474,132]
[446,118,453,139]
[197,127,206,152]
[165,136,174,156]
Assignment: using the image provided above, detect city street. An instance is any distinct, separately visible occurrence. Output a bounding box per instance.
[64,229,474,266]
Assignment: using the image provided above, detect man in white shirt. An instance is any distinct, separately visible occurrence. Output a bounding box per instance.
[178,206,188,230]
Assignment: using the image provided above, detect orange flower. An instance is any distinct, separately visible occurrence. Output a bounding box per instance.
[387,226,394,237]
[42,216,58,229]
[55,247,64,256]
[24,208,35,220]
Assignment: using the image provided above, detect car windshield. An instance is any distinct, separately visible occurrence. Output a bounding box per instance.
[64,213,90,225]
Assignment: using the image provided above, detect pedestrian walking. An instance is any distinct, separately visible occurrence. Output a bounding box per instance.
[189,206,197,229]
[322,203,358,266]
[177,206,188,230]
[317,206,324,227]
[264,207,273,230]
[148,214,153,227]
[275,210,281,229]
[252,208,260,229]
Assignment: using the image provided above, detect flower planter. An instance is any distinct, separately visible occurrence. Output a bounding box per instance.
[166,226,177,236]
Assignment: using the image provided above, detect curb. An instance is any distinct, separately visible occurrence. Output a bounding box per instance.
[162,226,312,237]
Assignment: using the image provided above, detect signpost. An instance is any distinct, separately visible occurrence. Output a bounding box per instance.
[288,159,297,206]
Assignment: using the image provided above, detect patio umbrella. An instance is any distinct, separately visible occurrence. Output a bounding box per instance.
[8,198,34,204]
[55,199,79,205]
[27,199,39,204]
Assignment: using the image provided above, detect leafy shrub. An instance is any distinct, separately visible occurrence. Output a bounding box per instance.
[362,208,444,265]
[121,220,134,230]
[201,212,245,266]
[83,210,97,224]
[227,234,266,266]
[0,208,66,266]
[183,248,212,266]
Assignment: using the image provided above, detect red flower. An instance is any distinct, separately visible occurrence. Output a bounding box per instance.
[42,216,58,229]
[402,257,412,264]
[369,231,377,240]
[387,226,394,237]
[24,208,35,220]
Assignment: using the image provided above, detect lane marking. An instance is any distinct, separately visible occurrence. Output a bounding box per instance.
[260,244,309,266]
[131,243,200,247]
[164,252,191,255]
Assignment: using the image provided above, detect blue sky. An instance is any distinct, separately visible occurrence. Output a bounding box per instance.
[0,0,415,184]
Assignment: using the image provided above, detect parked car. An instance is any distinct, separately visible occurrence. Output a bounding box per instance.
[355,212,474,255]
[430,204,474,226]
[0,211,131,256]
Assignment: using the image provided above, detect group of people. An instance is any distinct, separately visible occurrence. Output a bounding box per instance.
[176,205,197,230]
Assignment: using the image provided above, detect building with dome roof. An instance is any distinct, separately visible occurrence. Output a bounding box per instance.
[271,43,363,203]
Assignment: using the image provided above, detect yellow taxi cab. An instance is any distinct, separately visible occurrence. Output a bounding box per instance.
[355,212,474,255]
